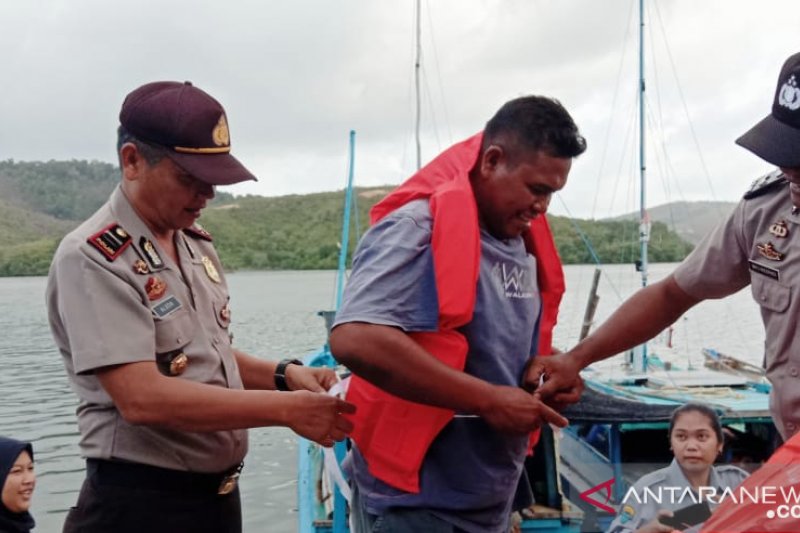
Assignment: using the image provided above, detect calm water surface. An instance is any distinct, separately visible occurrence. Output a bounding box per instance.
[0,266,763,532]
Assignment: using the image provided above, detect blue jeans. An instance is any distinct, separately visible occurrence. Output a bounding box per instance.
[350,482,459,533]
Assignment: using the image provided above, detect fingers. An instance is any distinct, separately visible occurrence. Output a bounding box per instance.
[537,400,569,428]
[334,411,355,434]
[335,399,357,415]
[551,378,584,405]
[305,380,326,393]
[534,377,561,399]
[521,362,544,392]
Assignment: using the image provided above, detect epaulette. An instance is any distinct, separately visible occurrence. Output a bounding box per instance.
[743,170,787,200]
[638,469,668,488]
[183,224,213,241]
[715,464,748,477]
[87,223,132,261]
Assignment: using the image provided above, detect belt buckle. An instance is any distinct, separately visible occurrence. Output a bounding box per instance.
[217,472,239,495]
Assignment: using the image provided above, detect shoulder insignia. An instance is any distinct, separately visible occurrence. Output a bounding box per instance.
[139,237,165,270]
[640,470,668,488]
[715,464,749,480]
[184,224,213,241]
[87,223,131,262]
[744,170,787,200]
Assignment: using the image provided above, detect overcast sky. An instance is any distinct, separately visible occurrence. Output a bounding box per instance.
[2,0,798,219]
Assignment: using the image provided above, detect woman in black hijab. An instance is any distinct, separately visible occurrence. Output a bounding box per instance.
[0,437,35,532]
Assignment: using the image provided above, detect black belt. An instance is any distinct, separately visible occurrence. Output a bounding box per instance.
[86,459,243,496]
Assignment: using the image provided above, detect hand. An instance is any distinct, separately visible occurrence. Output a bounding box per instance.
[636,510,675,533]
[286,391,356,447]
[523,353,585,407]
[285,365,339,393]
[478,385,568,435]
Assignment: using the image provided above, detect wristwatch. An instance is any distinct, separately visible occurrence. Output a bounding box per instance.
[274,358,303,391]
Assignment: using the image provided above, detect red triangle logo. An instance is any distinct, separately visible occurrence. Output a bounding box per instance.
[579,477,616,514]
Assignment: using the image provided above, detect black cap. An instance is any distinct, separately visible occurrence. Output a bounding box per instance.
[736,52,800,167]
[119,81,257,185]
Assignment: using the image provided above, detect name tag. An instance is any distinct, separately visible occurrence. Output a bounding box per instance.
[749,260,780,281]
[152,295,182,318]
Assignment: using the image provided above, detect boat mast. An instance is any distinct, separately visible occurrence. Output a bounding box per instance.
[636,0,650,371]
[334,130,356,310]
[638,0,649,289]
[414,0,422,170]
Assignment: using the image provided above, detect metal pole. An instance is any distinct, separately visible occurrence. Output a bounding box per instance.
[580,268,602,341]
[414,0,422,170]
[638,0,649,370]
[335,130,356,310]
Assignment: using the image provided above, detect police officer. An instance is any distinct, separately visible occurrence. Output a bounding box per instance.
[530,51,800,444]
[46,81,355,533]
[607,403,748,533]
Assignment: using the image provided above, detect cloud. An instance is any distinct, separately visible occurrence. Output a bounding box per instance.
[1,0,797,218]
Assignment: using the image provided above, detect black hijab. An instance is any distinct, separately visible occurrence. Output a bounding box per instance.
[0,437,35,533]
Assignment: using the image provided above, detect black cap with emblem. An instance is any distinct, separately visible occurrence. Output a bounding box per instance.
[737,52,800,167]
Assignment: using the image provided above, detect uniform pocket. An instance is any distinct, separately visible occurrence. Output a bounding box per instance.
[750,275,791,313]
[154,307,196,353]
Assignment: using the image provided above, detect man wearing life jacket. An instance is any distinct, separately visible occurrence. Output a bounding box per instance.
[330,95,587,533]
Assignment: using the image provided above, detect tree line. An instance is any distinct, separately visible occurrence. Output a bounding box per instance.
[0,159,692,277]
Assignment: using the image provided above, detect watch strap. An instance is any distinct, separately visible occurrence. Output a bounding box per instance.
[274,358,303,391]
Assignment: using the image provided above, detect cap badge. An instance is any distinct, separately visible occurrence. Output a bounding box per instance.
[779,75,800,111]
[212,115,230,147]
[145,275,167,301]
[757,241,785,261]
[202,256,221,283]
[133,259,150,274]
[769,220,789,238]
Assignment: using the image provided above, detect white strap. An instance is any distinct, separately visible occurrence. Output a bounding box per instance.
[322,377,351,502]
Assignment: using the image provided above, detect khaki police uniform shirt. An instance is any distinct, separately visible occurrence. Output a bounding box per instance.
[46,185,247,473]
[673,171,798,440]
[607,459,748,533]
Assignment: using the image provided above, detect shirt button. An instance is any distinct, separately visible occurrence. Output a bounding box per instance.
[176,337,183,344]
[792,368,799,377]
[787,422,796,432]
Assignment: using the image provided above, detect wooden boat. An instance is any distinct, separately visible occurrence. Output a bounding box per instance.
[702,347,769,386]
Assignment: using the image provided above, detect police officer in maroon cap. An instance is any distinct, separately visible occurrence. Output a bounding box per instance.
[528,52,800,443]
[45,81,355,533]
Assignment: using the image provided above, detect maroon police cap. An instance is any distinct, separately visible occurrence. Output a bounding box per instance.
[119,81,257,185]
[736,52,800,168]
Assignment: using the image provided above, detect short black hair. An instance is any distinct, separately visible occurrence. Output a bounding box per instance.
[668,402,724,443]
[483,95,587,161]
[116,125,166,167]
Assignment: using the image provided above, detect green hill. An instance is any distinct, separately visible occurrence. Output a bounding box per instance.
[0,159,693,277]
[614,201,736,245]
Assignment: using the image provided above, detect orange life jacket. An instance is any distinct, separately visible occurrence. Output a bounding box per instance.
[344,133,565,493]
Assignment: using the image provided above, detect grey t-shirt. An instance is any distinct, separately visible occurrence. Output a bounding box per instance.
[334,199,542,533]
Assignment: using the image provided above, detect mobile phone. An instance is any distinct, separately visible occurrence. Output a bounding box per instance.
[659,502,712,528]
